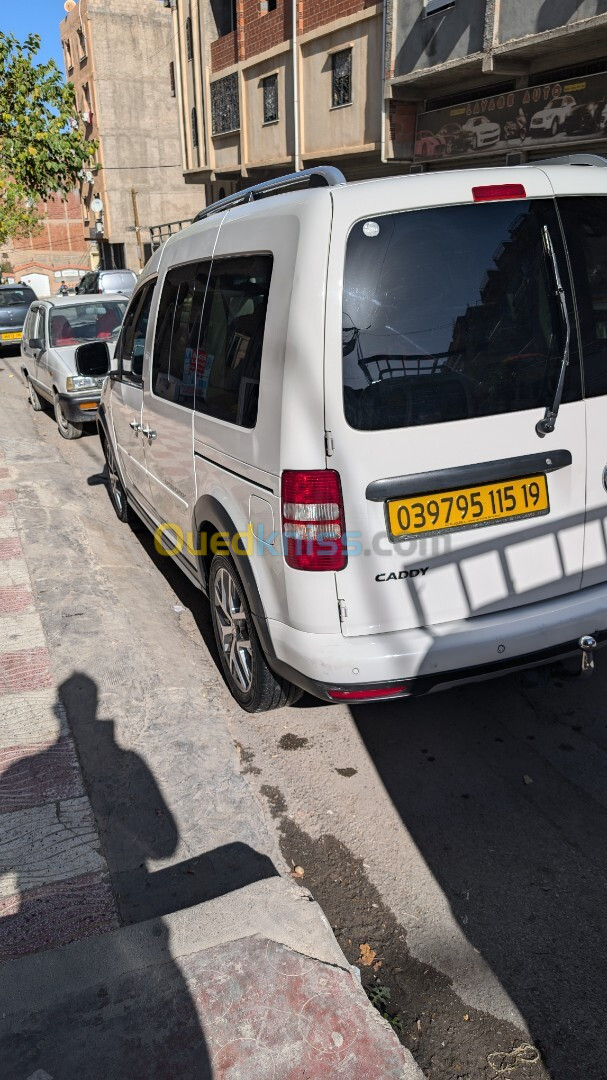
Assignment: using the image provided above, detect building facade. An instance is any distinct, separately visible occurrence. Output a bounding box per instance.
[169,0,391,202]
[59,0,205,272]
[386,0,607,168]
[2,192,89,295]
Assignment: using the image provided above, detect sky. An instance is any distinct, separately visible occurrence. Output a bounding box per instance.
[1,0,66,70]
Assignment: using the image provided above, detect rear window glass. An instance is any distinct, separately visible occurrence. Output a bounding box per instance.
[342,201,575,431]
[102,272,135,292]
[0,288,35,306]
[50,301,127,347]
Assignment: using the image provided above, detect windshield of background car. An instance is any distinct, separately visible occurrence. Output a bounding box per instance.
[49,301,127,347]
[0,288,35,307]
[342,200,577,431]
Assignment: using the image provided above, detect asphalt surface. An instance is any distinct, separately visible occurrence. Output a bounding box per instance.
[2,346,606,1080]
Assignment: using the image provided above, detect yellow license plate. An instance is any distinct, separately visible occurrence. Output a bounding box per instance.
[1,331,22,340]
[387,474,549,539]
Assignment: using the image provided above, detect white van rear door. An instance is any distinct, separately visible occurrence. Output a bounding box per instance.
[325,171,587,638]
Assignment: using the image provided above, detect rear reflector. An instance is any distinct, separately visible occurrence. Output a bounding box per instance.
[281,469,347,571]
[328,684,409,701]
[472,183,526,202]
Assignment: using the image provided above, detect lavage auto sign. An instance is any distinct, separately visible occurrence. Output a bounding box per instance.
[414,69,607,161]
[376,567,429,582]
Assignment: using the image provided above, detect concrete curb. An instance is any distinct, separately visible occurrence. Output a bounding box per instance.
[0,877,347,1016]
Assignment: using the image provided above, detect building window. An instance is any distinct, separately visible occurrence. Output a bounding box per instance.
[186,16,193,61]
[63,39,73,71]
[424,0,455,13]
[211,72,240,135]
[77,25,87,60]
[169,61,176,96]
[331,48,352,108]
[211,0,237,37]
[262,73,278,124]
[260,0,277,11]
[191,107,199,148]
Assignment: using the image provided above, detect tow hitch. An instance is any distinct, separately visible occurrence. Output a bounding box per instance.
[579,635,597,674]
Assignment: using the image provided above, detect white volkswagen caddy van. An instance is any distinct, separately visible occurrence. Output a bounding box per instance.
[98,158,607,711]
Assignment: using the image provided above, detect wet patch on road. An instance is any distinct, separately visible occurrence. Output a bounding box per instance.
[260,785,551,1080]
[335,767,357,778]
[278,733,309,751]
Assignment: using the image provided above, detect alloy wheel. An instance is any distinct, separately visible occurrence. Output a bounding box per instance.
[213,565,253,693]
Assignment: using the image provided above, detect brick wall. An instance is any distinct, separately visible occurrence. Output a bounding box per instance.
[211,29,238,71]
[243,0,289,59]
[211,0,375,70]
[302,0,376,35]
[10,194,86,256]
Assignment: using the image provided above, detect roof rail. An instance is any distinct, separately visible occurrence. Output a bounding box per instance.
[192,166,346,224]
[532,153,607,168]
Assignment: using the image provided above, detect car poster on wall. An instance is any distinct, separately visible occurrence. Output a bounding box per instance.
[414,71,607,162]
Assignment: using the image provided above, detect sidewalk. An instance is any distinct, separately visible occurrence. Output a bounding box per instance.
[0,390,422,1077]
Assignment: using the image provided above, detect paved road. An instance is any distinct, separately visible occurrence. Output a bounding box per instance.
[3,349,606,1079]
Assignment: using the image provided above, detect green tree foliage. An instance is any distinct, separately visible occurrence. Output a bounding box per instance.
[0,32,94,246]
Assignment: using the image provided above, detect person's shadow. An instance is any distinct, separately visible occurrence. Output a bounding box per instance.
[0,672,278,1078]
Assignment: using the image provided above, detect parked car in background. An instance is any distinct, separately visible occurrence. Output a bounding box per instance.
[414,130,446,158]
[76,269,138,296]
[530,95,576,136]
[20,295,128,439]
[439,122,475,155]
[0,284,37,353]
[564,103,600,136]
[462,115,501,148]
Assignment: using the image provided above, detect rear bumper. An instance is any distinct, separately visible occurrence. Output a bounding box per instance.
[57,393,101,423]
[264,581,607,702]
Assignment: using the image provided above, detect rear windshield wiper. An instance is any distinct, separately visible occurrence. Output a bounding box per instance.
[536,225,571,438]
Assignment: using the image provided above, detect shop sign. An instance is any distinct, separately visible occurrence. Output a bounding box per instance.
[414,72,607,161]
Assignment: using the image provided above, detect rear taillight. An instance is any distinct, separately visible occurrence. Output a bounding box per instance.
[281,470,347,571]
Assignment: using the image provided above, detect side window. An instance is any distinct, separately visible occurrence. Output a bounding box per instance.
[30,309,44,344]
[116,281,155,385]
[559,197,607,398]
[194,254,272,428]
[23,308,35,341]
[152,261,210,408]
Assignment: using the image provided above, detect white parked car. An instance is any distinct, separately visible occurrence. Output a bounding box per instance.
[98,160,607,712]
[20,295,128,439]
[462,115,501,148]
[530,95,576,136]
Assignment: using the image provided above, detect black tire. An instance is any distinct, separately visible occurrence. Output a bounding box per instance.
[209,554,302,713]
[54,394,83,440]
[26,375,42,412]
[102,436,131,523]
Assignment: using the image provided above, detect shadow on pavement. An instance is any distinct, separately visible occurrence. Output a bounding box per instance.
[0,671,279,1077]
[350,665,607,1079]
[59,672,279,923]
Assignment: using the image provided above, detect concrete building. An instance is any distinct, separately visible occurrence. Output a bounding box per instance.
[167,0,391,207]
[385,0,607,167]
[2,192,89,296]
[59,0,205,272]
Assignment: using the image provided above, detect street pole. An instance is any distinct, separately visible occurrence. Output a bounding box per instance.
[292,0,301,172]
[131,188,144,270]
